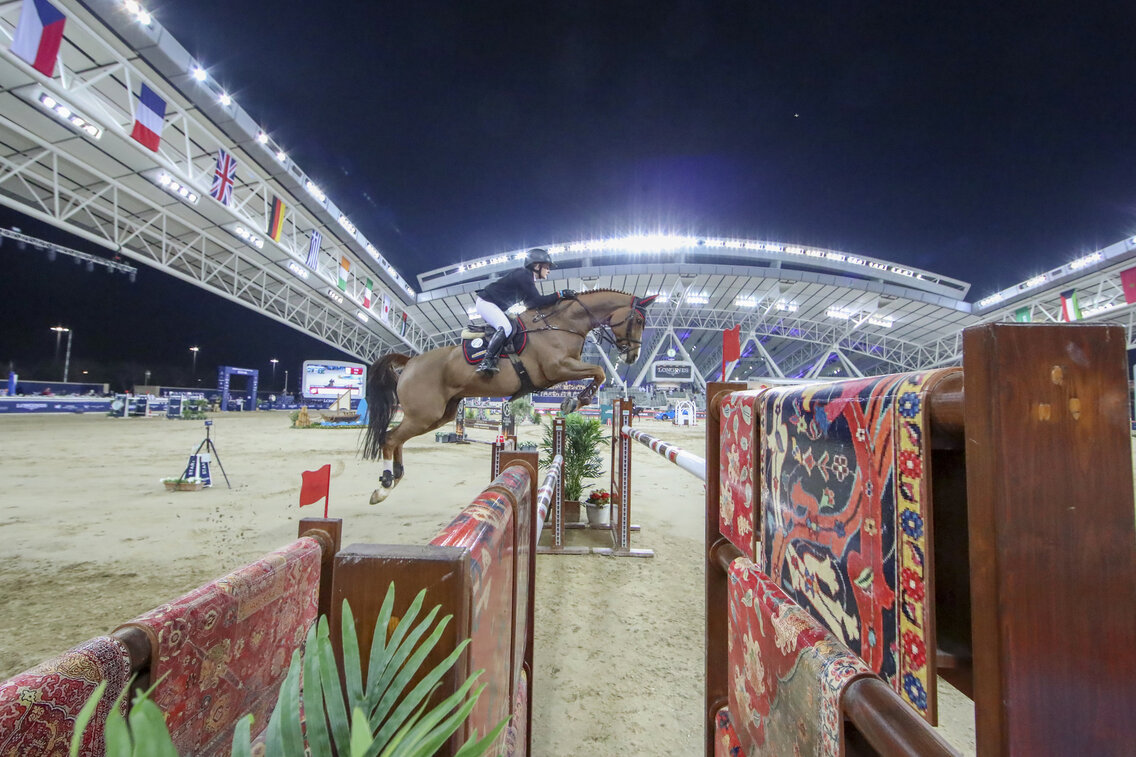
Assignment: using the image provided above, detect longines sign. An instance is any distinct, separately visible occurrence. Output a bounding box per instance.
[652,361,693,381]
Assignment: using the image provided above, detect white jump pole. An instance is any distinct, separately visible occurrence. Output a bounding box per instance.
[621,425,706,481]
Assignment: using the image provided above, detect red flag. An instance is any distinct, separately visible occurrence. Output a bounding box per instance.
[300,464,331,515]
[722,325,741,381]
[1121,266,1136,305]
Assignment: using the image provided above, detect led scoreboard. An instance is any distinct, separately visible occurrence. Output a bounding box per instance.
[302,360,367,400]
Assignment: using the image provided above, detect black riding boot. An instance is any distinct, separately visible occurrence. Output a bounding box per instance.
[476,328,508,376]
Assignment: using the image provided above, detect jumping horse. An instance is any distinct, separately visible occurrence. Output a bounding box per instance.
[361,290,657,503]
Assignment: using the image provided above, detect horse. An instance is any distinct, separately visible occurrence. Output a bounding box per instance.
[361,289,658,503]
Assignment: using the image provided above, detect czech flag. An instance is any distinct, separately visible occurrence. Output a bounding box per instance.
[130,83,166,152]
[11,0,67,78]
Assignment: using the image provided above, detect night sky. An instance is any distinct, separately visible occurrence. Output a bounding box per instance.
[3,1,1135,390]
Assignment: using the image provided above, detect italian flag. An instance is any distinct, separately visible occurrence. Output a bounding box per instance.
[363,278,373,308]
[338,256,350,291]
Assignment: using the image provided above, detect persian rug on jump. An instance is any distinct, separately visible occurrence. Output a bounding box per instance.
[714,707,744,757]
[719,388,768,561]
[431,483,517,756]
[727,558,876,756]
[116,537,321,755]
[758,368,959,722]
[0,635,132,757]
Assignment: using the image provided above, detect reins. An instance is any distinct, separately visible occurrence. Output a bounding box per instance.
[528,294,642,359]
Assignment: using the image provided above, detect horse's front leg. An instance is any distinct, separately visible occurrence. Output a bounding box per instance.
[551,358,606,414]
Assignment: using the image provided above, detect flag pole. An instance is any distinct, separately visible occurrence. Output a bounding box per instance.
[323,475,330,518]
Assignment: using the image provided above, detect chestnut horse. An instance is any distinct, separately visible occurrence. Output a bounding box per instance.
[361,290,657,503]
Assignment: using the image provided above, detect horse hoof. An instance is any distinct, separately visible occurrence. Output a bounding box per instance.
[560,398,578,414]
[369,488,389,505]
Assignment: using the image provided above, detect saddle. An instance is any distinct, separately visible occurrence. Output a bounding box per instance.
[460,320,528,365]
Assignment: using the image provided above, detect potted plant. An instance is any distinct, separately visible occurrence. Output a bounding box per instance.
[539,412,606,523]
[584,488,611,526]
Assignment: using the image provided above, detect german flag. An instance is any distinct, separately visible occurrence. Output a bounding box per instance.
[267,196,286,242]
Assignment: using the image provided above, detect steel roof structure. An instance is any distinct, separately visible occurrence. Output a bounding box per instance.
[3,0,1135,389]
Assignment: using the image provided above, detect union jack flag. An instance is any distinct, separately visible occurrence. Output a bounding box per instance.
[209,149,238,206]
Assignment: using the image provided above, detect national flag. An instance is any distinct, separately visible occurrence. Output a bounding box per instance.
[400,311,408,336]
[338,256,350,291]
[1121,267,1136,305]
[130,83,166,151]
[381,294,391,323]
[209,149,238,206]
[299,464,331,517]
[11,0,66,78]
[1014,307,1031,323]
[267,196,286,242]
[363,278,373,308]
[1059,289,1082,322]
[305,230,321,269]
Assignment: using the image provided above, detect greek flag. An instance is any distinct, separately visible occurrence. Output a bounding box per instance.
[305,230,321,269]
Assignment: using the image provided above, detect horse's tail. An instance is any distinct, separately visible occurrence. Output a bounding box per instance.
[361,353,411,459]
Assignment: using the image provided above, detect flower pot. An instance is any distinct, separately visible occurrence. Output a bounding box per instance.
[585,503,610,526]
[563,500,582,523]
[163,481,205,492]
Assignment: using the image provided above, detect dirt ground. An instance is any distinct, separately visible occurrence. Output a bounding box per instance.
[0,410,976,754]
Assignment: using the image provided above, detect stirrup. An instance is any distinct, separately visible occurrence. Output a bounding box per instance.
[476,359,500,375]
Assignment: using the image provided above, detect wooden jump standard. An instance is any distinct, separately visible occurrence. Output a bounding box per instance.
[705,323,1136,756]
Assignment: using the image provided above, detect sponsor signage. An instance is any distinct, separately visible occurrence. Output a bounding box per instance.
[532,379,593,403]
[652,361,693,382]
[302,360,368,399]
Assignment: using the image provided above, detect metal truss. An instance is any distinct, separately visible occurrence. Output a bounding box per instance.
[0,113,410,362]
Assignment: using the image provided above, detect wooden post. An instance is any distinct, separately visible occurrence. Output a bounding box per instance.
[298,517,342,622]
[704,381,746,756]
[963,323,1136,754]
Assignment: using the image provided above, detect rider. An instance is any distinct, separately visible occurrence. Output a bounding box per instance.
[473,248,575,376]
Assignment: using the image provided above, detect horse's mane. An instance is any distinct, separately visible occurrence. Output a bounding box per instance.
[577,288,634,297]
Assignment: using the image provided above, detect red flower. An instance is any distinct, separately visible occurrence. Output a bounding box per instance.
[898,450,922,478]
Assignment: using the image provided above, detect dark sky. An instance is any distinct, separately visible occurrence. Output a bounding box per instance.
[4,1,1136,388]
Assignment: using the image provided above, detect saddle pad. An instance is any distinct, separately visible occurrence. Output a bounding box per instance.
[462,323,528,365]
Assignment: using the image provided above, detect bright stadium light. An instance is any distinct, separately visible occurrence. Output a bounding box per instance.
[218,92,232,106]
[191,65,207,82]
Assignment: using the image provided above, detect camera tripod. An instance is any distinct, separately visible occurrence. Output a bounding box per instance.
[192,420,231,488]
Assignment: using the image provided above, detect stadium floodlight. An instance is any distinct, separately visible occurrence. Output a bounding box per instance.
[1069,251,1102,270]
[356,310,369,323]
[826,307,854,320]
[734,297,759,308]
[17,86,104,139]
[305,181,327,203]
[276,150,287,162]
[326,289,344,305]
[144,169,200,205]
[867,315,895,328]
[192,65,207,82]
[228,224,264,250]
[256,131,269,144]
[219,92,232,106]
[287,262,309,280]
[776,300,799,312]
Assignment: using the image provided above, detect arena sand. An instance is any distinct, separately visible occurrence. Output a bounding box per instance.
[0,411,975,754]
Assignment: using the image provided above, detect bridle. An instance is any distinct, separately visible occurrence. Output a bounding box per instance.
[529,294,649,360]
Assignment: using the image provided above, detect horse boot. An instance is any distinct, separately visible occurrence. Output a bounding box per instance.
[476,327,508,376]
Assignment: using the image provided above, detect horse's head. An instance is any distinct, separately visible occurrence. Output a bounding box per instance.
[610,294,658,364]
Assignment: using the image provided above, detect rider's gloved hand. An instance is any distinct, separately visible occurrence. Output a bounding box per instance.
[559,289,577,298]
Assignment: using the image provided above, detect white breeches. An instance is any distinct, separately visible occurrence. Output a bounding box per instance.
[475,298,513,335]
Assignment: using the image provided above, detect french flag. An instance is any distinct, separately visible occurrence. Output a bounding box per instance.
[130,83,166,152]
[10,0,67,78]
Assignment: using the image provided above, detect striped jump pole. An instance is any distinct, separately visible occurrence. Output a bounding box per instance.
[534,453,562,544]
[620,426,706,481]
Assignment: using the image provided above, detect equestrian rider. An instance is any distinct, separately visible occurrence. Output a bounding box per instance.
[473,248,575,376]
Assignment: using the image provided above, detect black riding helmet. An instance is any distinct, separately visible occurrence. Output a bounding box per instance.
[524,248,554,272]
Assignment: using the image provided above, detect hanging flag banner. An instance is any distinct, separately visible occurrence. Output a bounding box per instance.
[305,230,321,269]
[381,294,391,323]
[11,0,66,78]
[1014,306,1031,323]
[400,311,408,336]
[209,149,238,206]
[721,324,741,381]
[267,196,286,242]
[1059,289,1082,322]
[363,278,373,308]
[130,83,166,152]
[337,256,350,291]
[1120,266,1136,305]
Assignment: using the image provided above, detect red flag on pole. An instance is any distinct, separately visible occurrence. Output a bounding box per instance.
[300,464,331,517]
[722,325,741,380]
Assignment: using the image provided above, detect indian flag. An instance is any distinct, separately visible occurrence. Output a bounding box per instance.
[363,278,373,308]
[338,256,350,291]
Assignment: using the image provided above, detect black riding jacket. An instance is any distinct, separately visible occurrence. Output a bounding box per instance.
[476,267,561,311]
